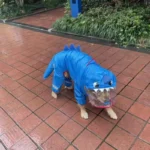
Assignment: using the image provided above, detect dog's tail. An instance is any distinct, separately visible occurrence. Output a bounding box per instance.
[43,58,54,79]
[43,44,81,79]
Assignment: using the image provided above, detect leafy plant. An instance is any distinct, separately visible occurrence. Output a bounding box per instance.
[15,0,24,7]
[0,2,25,19]
[53,6,150,48]
[42,0,66,8]
[65,0,150,14]
[0,0,49,19]
[0,0,4,7]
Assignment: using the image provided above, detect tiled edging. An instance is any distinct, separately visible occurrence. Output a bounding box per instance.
[49,29,150,54]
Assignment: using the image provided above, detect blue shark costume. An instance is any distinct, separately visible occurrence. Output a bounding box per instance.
[43,44,117,106]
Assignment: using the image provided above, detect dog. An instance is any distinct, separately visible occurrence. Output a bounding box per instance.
[43,44,117,120]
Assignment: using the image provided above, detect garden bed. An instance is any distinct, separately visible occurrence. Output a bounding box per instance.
[0,0,65,21]
[52,1,150,50]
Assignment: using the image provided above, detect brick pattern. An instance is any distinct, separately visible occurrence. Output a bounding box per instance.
[14,8,65,28]
[0,18,150,150]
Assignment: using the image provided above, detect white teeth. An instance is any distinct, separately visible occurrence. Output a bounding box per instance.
[94,89,98,92]
[94,87,115,92]
[106,88,110,91]
[100,88,110,92]
[100,89,104,92]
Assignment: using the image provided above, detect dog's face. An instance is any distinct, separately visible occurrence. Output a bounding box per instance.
[85,68,117,108]
[95,89,110,103]
[86,87,115,107]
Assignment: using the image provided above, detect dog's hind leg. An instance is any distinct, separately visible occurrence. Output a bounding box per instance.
[64,77,73,90]
[51,75,64,99]
[52,91,58,99]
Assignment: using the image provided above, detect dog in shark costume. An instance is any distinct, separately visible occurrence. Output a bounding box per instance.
[43,44,117,120]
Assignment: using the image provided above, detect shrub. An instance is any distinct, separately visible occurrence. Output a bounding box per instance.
[65,0,150,14]
[43,0,66,8]
[53,6,150,48]
[0,0,65,19]
[0,0,41,19]
[0,1,25,19]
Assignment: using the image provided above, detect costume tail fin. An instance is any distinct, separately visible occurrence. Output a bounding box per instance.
[76,45,82,51]
[63,44,82,51]
[43,58,54,79]
[63,45,69,51]
[70,44,76,50]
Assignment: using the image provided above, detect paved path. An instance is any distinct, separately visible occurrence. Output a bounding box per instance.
[13,8,64,28]
[0,23,150,150]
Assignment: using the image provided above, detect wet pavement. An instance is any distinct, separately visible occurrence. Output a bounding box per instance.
[0,21,150,150]
[13,8,64,29]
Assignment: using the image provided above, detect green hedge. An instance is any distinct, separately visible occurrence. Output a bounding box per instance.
[65,0,106,13]
[65,0,150,14]
[53,5,150,48]
[43,0,66,8]
[0,0,66,19]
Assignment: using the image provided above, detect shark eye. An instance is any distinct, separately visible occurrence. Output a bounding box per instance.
[93,82,99,88]
[109,80,113,85]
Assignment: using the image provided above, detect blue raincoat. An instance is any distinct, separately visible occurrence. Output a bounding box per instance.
[43,44,117,105]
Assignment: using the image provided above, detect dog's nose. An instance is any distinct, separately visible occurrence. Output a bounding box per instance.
[105,99,110,103]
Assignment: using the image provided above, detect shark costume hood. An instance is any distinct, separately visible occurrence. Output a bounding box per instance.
[43,44,117,108]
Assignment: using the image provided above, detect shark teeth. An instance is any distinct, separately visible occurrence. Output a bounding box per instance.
[110,87,114,89]
[94,87,115,92]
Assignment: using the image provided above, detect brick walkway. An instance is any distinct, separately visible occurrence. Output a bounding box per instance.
[0,23,150,150]
[13,8,64,28]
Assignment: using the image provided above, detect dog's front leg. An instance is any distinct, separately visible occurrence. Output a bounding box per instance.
[105,107,118,120]
[74,84,88,119]
[78,104,88,119]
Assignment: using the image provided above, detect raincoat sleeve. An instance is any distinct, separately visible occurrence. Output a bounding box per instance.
[74,84,86,105]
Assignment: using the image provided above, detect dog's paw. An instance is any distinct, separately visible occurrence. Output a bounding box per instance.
[109,112,118,120]
[81,111,88,119]
[105,107,118,120]
[51,91,57,99]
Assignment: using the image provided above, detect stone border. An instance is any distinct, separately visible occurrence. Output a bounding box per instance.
[7,21,48,32]
[49,29,150,54]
